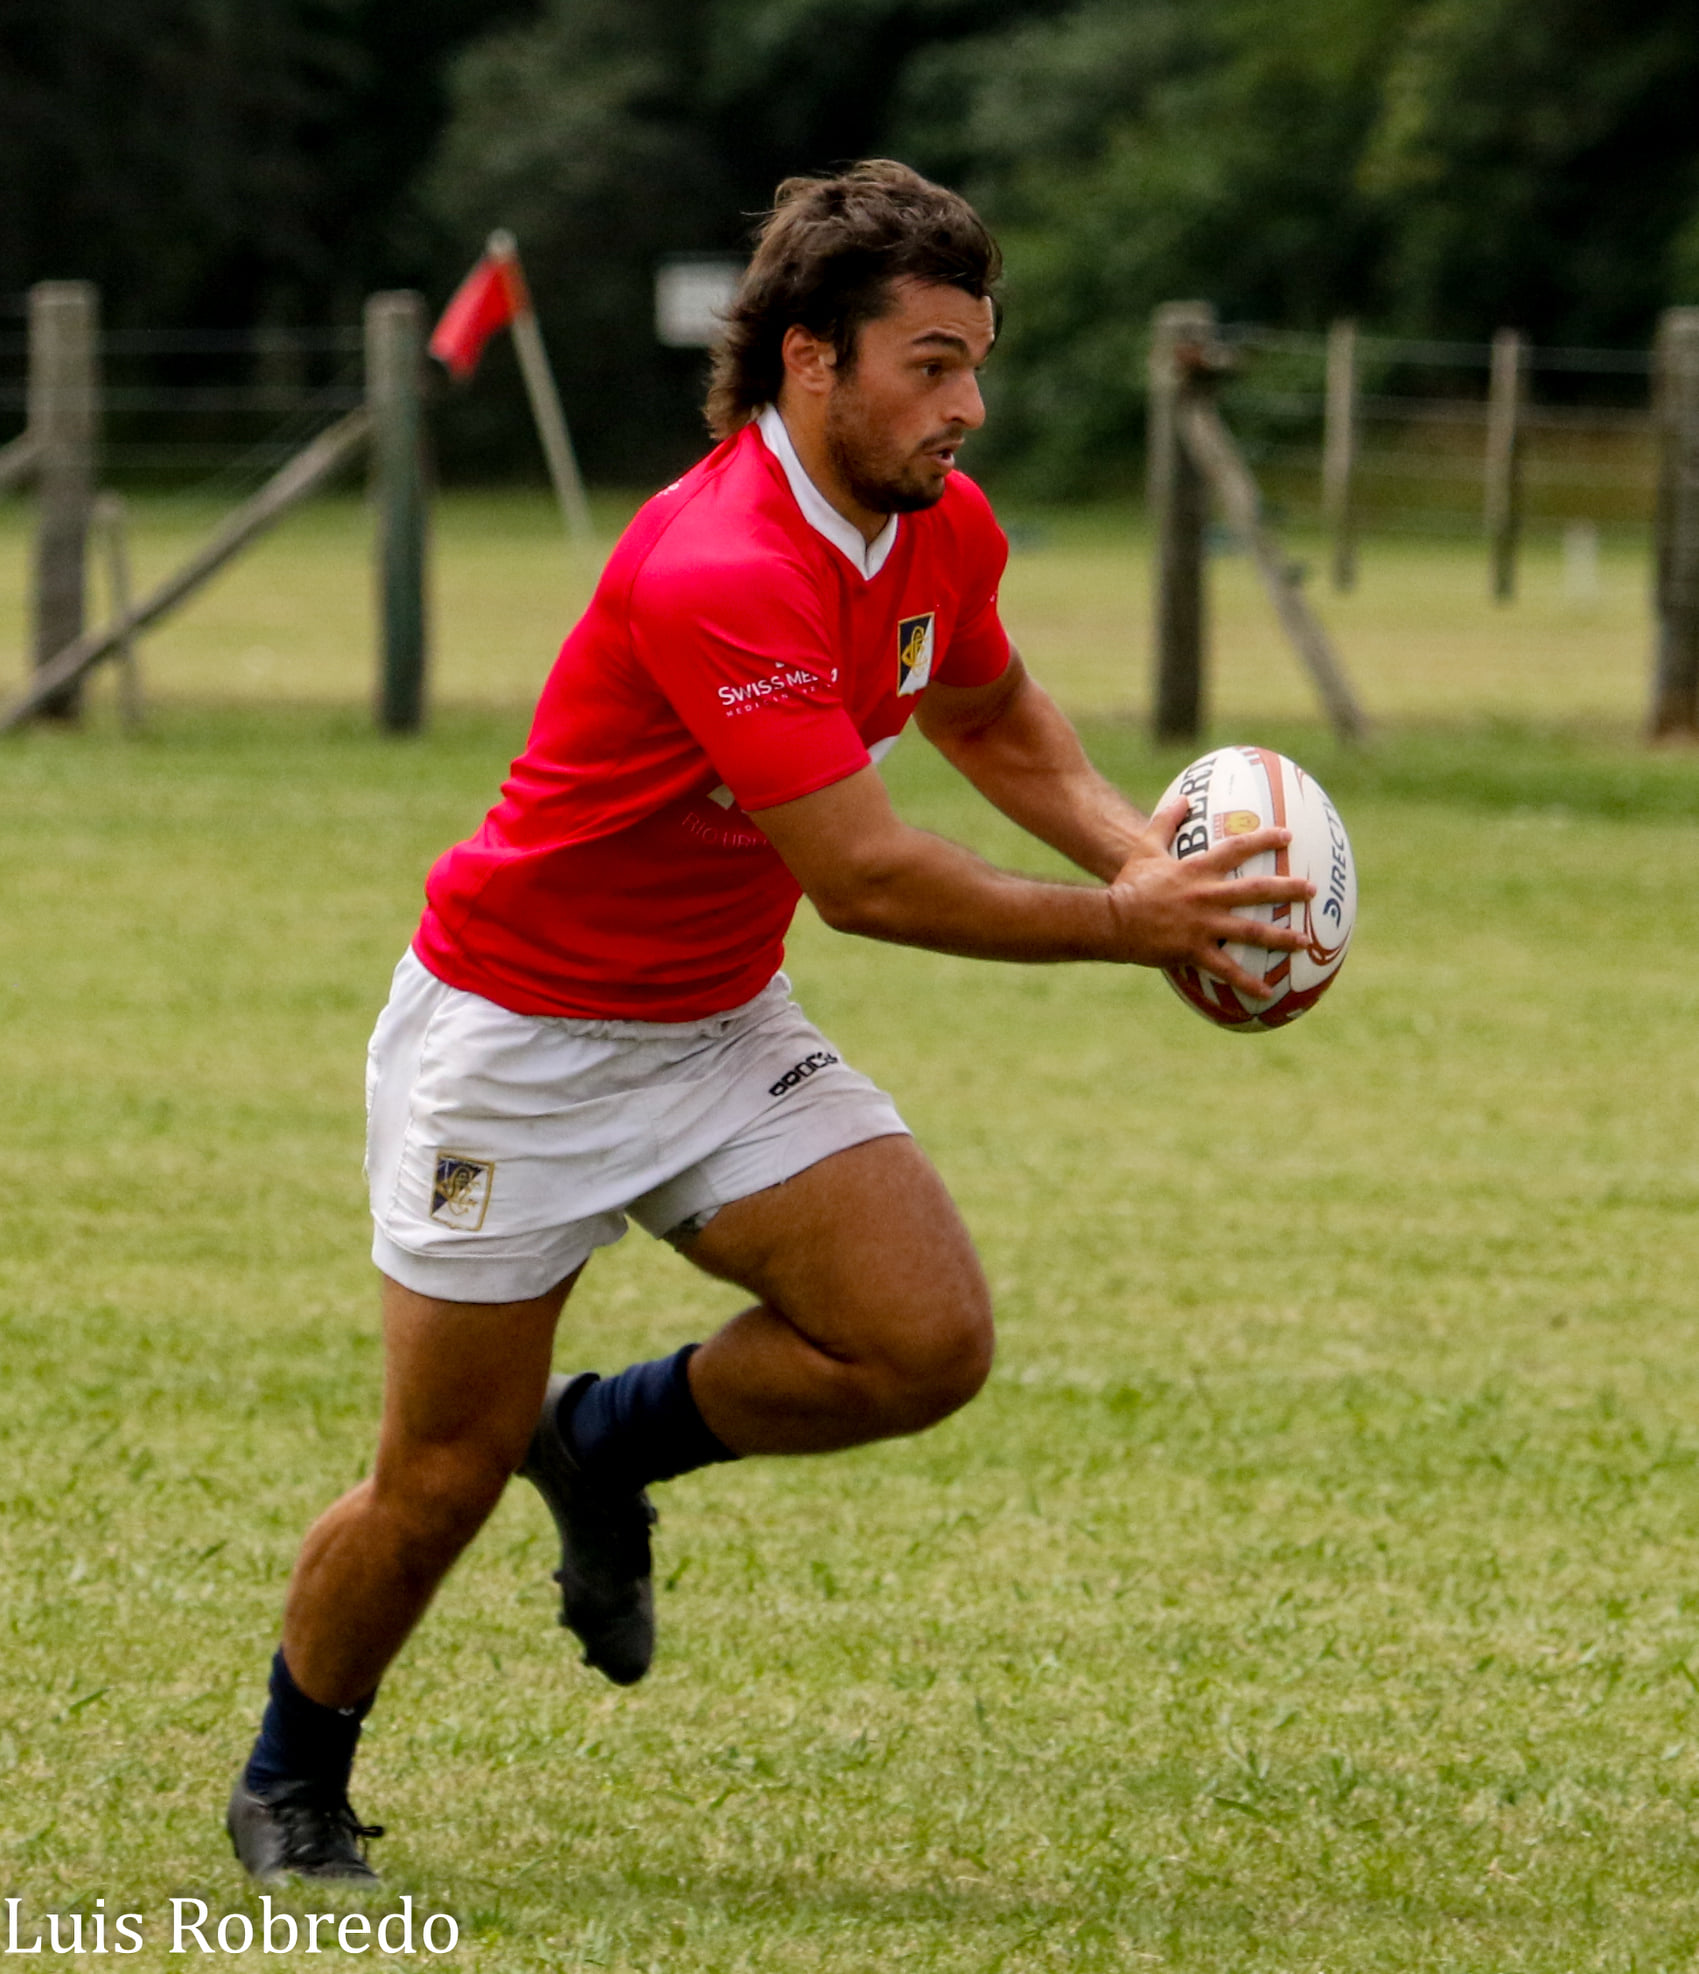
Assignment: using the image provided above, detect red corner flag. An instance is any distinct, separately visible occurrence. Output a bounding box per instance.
[429,235,531,381]
[429,230,594,544]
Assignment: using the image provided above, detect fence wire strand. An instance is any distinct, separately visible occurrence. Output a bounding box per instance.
[0,318,1669,538]
[0,327,367,511]
[1220,322,1657,537]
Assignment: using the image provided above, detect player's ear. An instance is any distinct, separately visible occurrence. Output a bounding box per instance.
[780,323,837,398]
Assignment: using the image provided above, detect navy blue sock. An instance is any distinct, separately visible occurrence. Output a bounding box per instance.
[243,1648,373,1800]
[565,1343,737,1494]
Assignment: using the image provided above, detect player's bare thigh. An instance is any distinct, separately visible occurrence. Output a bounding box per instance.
[681,1135,994,1445]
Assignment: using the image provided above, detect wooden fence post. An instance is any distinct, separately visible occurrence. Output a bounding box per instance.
[366,291,430,734]
[1323,318,1359,592]
[2,408,371,731]
[1149,301,1215,743]
[1651,307,1699,739]
[28,281,99,720]
[1485,327,1526,603]
[1178,397,1369,745]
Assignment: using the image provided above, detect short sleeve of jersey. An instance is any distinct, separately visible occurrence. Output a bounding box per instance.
[934,474,1012,689]
[627,544,870,812]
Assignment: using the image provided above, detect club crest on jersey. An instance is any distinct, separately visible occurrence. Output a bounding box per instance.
[431,1152,494,1230]
[896,613,936,696]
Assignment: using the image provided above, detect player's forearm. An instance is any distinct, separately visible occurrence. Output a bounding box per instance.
[923,669,1146,881]
[808,823,1123,962]
[960,751,1146,883]
[760,764,1309,980]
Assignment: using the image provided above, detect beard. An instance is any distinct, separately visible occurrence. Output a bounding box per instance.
[824,388,960,517]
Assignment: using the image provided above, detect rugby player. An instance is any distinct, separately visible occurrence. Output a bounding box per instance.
[227,159,1311,1880]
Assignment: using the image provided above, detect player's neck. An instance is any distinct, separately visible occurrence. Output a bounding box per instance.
[770,394,888,544]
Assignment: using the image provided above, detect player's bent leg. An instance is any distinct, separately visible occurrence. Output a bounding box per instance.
[515,1138,989,1689]
[230,1270,575,1882]
[683,1134,994,1455]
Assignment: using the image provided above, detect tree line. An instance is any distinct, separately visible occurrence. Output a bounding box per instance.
[4,0,1697,487]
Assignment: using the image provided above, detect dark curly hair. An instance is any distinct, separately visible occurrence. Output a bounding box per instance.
[705,160,1002,440]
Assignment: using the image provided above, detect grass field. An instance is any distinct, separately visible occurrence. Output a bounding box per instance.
[4,495,1699,1970]
[0,488,1662,730]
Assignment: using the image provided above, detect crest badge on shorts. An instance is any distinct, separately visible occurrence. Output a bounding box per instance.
[431,1151,494,1230]
[896,612,936,696]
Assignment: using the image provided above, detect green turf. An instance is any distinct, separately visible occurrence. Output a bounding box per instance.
[5,697,1699,1970]
[0,486,1661,732]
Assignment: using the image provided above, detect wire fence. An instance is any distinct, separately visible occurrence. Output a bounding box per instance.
[0,324,365,507]
[0,317,1668,541]
[1220,324,1655,541]
[1,307,1688,736]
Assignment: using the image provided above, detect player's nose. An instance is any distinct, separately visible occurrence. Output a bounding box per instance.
[950,371,987,430]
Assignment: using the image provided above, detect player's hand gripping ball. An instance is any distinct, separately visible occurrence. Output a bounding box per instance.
[1159,745,1356,1031]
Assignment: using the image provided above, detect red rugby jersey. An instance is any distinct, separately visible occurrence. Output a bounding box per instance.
[413,409,1011,1019]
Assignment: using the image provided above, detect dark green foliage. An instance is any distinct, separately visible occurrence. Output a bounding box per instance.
[1358,0,1699,342]
[423,0,734,482]
[3,0,1699,482]
[423,0,1071,479]
[890,0,1406,488]
[351,0,1699,483]
[893,0,1699,488]
[0,0,538,329]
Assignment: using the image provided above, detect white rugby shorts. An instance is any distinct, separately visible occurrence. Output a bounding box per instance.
[365,949,909,1302]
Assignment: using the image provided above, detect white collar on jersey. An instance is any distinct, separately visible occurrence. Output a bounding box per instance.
[757,403,899,581]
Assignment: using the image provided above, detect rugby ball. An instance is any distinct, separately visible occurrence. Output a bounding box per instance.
[1157,746,1356,1031]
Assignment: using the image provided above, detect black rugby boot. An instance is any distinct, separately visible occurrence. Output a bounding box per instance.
[226,1778,383,1882]
[519,1372,658,1685]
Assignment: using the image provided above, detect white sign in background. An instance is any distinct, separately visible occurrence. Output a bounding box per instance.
[654,257,743,348]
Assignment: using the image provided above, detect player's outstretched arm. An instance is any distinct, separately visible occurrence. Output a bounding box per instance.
[751,767,1313,994]
[914,650,1152,881]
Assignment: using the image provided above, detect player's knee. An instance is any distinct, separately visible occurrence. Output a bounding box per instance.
[378,1441,510,1573]
[881,1286,994,1431]
[922,1301,996,1422]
